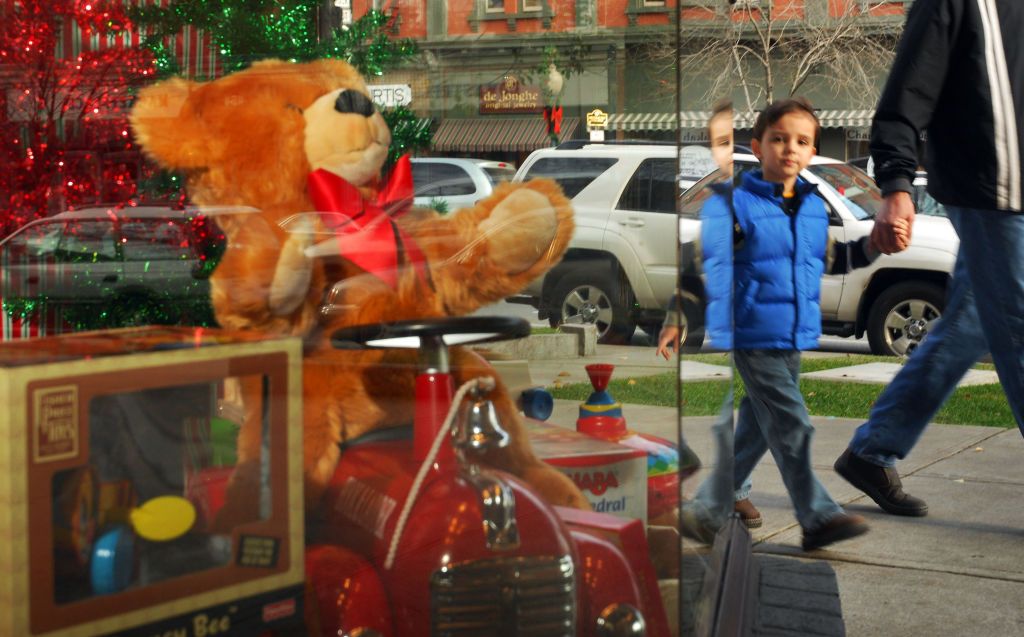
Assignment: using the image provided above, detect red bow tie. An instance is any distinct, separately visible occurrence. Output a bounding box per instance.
[307,155,426,288]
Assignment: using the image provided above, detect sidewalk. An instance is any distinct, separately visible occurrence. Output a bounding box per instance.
[527,345,1024,637]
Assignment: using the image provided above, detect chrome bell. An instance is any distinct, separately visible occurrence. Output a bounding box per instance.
[453,389,510,453]
[596,603,647,637]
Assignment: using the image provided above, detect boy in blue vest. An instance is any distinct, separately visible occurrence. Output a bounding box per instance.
[684,98,906,550]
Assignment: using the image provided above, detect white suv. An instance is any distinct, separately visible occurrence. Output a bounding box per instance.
[513,145,959,356]
[510,142,716,344]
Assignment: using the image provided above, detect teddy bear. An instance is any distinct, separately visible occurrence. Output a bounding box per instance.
[128,58,589,522]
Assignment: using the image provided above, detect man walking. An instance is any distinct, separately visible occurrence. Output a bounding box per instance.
[834,0,1024,516]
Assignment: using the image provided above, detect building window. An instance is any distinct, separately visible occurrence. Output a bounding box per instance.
[626,0,672,26]
[471,0,553,31]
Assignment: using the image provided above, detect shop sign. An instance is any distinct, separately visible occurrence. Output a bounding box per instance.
[586,108,608,130]
[846,127,871,141]
[479,75,542,114]
[368,84,412,108]
[679,145,717,180]
[679,130,709,143]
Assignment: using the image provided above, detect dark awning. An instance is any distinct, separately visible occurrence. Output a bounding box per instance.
[432,117,580,153]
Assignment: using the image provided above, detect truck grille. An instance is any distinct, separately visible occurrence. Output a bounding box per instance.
[431,555,575,637]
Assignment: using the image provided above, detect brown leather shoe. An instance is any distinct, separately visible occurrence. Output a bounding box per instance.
[802,513,869,551]
[734,498,763,529]
[835,448,928,516]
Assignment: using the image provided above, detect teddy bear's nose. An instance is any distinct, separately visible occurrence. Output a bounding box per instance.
[334,90,375,117]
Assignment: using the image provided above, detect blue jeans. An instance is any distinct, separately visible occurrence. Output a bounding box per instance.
[688,383,736,529]
[850,207,1024,466]
[690,349,843,531]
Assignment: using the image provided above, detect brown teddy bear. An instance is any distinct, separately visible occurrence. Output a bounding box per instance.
[129,58,589,520]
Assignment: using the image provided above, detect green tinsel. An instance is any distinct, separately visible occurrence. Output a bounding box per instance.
[129,3,417,77]
[383,105,434,168]
[128,4,428,161]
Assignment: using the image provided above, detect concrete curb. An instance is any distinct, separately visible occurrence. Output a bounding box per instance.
[475,324,598,359]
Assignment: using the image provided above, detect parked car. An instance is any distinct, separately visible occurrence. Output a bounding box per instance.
[513,144,959,356]
[509,142,717,344]
[0,205,227,331]
[410,157,516,211]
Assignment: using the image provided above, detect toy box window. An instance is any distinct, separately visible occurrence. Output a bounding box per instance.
[50,377,268,604]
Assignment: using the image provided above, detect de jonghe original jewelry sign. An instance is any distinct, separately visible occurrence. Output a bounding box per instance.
[479,76,543,114]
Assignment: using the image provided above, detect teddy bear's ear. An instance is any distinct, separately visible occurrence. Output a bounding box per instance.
[130,78,209,169]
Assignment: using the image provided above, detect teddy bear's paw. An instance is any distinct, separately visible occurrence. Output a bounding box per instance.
[268,216,317,316]
[478,189,559,274]
[521,463,592,511]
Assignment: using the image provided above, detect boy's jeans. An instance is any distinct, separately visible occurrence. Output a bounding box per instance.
[690,349,843,531]
[849,207,1024,467]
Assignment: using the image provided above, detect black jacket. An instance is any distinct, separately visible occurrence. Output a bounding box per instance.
[871,0,1023,212]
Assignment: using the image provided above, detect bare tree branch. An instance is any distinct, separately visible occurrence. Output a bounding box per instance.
[647,0,903,115]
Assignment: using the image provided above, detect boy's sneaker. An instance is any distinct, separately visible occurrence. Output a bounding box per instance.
[802,513,869,551]
[834,448,928,516]
[734,498,763,529]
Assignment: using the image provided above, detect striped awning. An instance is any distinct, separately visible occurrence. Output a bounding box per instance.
[605,111,758,131]
[605,109,874,131]
[816,109,875,128]
[432,117,580,153]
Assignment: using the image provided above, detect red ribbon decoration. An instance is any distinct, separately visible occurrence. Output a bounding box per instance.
[544,105,563,135]
[307,155,427,289]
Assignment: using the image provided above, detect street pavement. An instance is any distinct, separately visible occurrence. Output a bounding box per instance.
[520,343,1024,637]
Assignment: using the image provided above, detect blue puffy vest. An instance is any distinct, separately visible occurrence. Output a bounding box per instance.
[702,171,829,350]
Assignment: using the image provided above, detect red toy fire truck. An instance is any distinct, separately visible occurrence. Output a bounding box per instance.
[1,320,670,636]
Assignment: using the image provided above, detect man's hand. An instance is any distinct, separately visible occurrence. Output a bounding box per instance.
[656,326,679,360]
[870,191,916,255]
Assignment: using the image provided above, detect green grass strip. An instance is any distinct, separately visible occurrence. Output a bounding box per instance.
[548,355,1012,427]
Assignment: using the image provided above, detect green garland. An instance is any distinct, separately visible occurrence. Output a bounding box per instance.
[129,4,430,188]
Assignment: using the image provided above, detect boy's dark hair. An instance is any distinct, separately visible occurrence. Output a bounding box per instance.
[751,97,819,144]
[710,98,733,121]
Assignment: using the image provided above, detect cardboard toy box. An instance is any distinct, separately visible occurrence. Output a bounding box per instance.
[527,419,648,523]
[0,327,304,637]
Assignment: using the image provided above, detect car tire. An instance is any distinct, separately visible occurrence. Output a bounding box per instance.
[866,281,945,357]
[548,267,636,344]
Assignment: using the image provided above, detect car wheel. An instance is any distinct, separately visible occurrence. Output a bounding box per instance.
[867,282,944,357]
[548,267,636,344]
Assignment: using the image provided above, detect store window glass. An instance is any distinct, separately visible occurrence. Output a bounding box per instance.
[0,1,687,635]
[7,1,998,636]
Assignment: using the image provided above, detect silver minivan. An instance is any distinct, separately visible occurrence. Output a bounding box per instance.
[411,157,516,211]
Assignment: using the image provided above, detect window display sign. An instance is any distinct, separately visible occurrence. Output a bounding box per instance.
[369,84,412,108]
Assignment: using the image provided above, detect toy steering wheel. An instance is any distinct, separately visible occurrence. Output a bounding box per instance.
[330,316,530,351]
